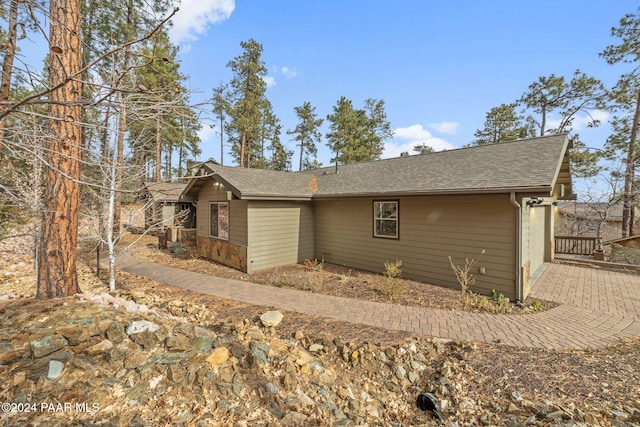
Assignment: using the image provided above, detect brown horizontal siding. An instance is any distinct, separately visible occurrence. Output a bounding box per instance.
[195,181,227,238]
[314,195,518,298]
[230,200,248,246]
[247,201,314,273]
[195,179,248,247]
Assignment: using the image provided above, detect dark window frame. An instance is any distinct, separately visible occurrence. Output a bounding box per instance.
[373,200,399,239]
[209,201,229,240]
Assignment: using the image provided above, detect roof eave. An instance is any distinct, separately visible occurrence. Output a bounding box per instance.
[311,186,554,199]
[239,193,313,201]
[550,135,574,197]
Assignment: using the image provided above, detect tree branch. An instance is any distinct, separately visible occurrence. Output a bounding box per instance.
[0,7,180,122]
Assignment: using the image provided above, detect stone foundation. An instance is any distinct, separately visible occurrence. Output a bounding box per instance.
[196,236,247,272]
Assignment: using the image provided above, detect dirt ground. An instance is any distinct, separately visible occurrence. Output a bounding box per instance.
[2,229,639,423]
[132,237,555,315]
[112,234,640,418]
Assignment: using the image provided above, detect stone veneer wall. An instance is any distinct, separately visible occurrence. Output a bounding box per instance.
[179,228,197,248]
[196,236,247,272]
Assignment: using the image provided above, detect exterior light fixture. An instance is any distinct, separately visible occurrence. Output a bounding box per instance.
[526,197,543,207]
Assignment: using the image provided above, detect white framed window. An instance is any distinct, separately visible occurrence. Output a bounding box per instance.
[209,202,229,240]
[373,201,398,239]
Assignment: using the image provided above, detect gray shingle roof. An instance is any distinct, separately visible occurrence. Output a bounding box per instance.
[196,165,318,199]
[145,182,188,202]
[186,134,572,200]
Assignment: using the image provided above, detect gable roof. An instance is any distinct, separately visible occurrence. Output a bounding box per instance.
[144,182,188,202]
[183,164,318,200]
[183,134,574,200]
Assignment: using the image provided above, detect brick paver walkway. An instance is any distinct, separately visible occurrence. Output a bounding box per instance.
[117,254,640,349]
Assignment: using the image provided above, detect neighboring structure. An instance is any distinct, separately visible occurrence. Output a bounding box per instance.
[555,200,639,242]
[182,134,575,301]
[143,182,195,230]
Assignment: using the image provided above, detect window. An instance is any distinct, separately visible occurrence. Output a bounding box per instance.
[209,202,229,240]
[373,201,398,238]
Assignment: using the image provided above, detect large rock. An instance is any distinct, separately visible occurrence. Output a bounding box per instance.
[55,320,97,345]
[125,320,159,335]
[206,347,230,365]
[281,411,308,426]
[165,335,190,351]
[190,336,214,353]
[260,310,284,328]
[30,334,68,358]
[86,339,114,356]
[106,321,127,343]
[46,360,65,380]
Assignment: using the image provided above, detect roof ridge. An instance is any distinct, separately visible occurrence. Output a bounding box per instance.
[295,133,568,174]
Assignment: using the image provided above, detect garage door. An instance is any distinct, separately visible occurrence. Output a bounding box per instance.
[528,206,546,277]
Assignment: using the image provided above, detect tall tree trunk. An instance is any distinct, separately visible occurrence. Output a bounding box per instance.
[299,141,304,171]
[166,139,172,180]
[0,0,20,150]
[37,0,83,298]
[80,0,95,158]
[155,113,161,181]
[178,142,183,178]
[220,116,224,166]
[96,101,112,276]
[240,130,246,167]
[622,89,640,238]
[112,2,134,234]
[112,94,127,232]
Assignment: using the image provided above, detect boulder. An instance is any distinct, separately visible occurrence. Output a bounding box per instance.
[260,310,284,327]
[30,334,68,358]
[206,347,230,365]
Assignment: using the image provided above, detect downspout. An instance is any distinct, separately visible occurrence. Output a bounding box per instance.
[510,192,522,304]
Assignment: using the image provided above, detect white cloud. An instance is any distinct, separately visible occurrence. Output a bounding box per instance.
[428,121,459,135]
[382,124,456,158]
[169,0,235,44]
[198,123,216,143]
[263,76,276,88]
[271,65,298,80]
[543,110,610,133]
[281,66,298,79]
[571,110,610,130]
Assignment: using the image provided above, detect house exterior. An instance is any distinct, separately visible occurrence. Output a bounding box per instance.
[143,182,195,230]
[182,134,575,302]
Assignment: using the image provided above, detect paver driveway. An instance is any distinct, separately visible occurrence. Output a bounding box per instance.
[118,254,640,349]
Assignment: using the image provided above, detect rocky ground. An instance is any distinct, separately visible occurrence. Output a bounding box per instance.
[1,226,639,426]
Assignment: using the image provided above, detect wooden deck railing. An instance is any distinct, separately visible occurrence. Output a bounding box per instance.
[554,235,597,255]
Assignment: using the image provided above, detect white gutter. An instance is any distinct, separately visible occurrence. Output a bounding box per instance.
[510,192,523,303]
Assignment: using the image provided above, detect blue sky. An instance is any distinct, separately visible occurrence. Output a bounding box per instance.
[9,1,636,172]
[168,1,636,169]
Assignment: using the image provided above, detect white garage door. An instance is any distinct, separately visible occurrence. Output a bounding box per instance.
[529,206,546,276]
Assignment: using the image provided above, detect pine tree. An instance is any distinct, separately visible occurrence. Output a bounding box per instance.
[518,70,606,136]
[225,39,269,167]
[128,30,198,181]
[413,144,434,154]
[471,103,535,145]
[287,102,323,171]
[212,83,229,165]
[326,97,392,165]
[601,7,640,237]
